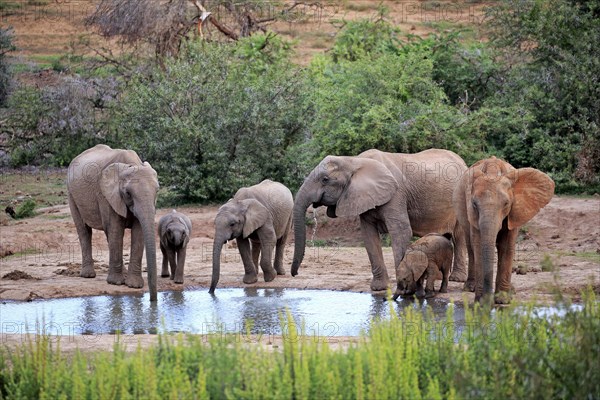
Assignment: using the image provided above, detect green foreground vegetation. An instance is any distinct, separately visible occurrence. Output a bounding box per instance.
[1,291,598,399]
[1,0,600,202]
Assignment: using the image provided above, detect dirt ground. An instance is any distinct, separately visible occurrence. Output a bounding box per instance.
[1,195,598,304]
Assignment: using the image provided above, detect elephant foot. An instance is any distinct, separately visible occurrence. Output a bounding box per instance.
[475,292,494,306]
[173,275,184,284]
[161,271,170,278]
[449,270,467,282]
[80,266,96,278]
[439,286,448,293]
[243,273,258,284]
[107,272,125,285]
[125,275,144,288]
[275,266,286,275]
[370,278,389,292]
[263,269,276,283]
[415,288,426,298]
[494,290,513,305]
[463,280,475,292]
[424,289,435,298]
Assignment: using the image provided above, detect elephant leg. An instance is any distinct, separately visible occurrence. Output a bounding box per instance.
[251,241,260,275]
[274,236,287,275]
[425,263,436,298]
[449,222,468,282]
[494,226,518,304]
[160,243,170,278]
[359,216,389,291]
[125,219,144,288]
[173,247,186,284]
[106,223,125,286]
[439,258,451,293]
[69,195,95,278]
[415,275,426,298]
[463,225,476,292]
[237,237,258,284]
[381,202,412,288]
[167,248,177,280]
[257,227,277,282]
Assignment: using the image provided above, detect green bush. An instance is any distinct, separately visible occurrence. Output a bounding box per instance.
[329,19,401,62]
[6,76,118,166]
[111,38,313,202]
[308,48,484,160]
[0,291,598,399]
[14,198,36,219]
[0,27,15,106]
[486,0,600,189]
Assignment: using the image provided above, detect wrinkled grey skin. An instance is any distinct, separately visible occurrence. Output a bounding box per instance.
[292,149,468,292]
[393,233,453,300]
[210,180,293,293]
[453,157,554,304]
[67,144,159,301]
[158,210,192,284]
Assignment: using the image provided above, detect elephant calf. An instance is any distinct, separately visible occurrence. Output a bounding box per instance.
[210,180,293,293]
[393,233,453,300]
[158,210,192,284]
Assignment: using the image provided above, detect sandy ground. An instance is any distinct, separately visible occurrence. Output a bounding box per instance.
[1,195,599,351]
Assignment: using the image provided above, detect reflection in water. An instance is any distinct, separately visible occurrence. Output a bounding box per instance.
[0,288,468,336]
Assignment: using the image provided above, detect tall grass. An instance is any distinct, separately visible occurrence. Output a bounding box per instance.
[1,290,598,399]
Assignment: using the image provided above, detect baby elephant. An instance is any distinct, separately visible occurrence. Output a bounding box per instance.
[158,210,192,284]
[210,180,293,293]
[393,233,453,300]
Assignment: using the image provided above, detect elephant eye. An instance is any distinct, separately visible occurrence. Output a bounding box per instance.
[229,221,236,227]
[472,201,478,210]
[322,176,330,184]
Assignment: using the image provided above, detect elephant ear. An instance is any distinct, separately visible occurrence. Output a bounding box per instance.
[242,199,271,239]
[405,251,429,282]
[336,158,398,217]
[507,168,555,230]
[100,163,129,218]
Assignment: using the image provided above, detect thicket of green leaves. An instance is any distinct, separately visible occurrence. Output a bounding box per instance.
[3,0,599,200]
[0,27,15,106]
[111,38,312,201]
[1,291,598,399]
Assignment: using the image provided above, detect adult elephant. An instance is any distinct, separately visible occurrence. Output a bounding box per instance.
[210,180,293,293]
[67,144,159,302]
[453,157,554,304]
[291,149,468,291]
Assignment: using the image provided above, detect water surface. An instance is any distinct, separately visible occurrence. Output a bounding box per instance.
[1,288,463,337]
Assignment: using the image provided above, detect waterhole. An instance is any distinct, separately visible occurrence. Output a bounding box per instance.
[1,288,465,337]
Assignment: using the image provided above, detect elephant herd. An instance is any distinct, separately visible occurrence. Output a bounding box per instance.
[67,144,555,305]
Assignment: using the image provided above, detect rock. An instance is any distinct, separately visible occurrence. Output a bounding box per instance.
[551,234,560,239]
[516,265,528,275]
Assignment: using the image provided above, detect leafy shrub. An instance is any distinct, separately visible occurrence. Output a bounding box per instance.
[14,198,36,219]
[329,19,401,62]
[308,48,484,161]
[111,38,313,202]
[486,0,600,189]
[6,76,119,166]
[0,27,15,106]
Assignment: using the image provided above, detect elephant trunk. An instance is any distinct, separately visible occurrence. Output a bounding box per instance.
[478,219,501,302]
[140,218,158,302]
[209,236,226,294]
[291,185,314,276]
